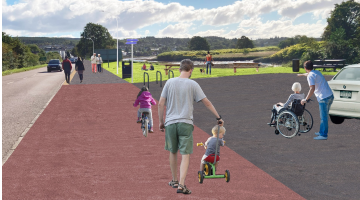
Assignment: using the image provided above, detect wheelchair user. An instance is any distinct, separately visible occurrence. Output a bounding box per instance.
[270,82,305,125]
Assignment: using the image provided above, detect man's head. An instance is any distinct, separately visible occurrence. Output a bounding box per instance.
[93,53,96,56]
[180,59,194,72]
[212,125,226,138]
[65,56,68,59]
[98,54,101,57]
[304,60,313,72]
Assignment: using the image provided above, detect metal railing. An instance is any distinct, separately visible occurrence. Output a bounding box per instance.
[156,71,162,87]
[168,70,174,79]
[144,72,149,89]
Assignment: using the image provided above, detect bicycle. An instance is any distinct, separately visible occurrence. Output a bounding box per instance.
[140,112,151,137]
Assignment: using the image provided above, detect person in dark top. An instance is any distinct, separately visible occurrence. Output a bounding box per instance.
[150,63,154,70]
[62,56,72,84]
[75,57,85,83]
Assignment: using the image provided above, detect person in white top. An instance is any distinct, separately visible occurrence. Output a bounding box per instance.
[97,54,103,73]
[298,60,334,140]
[90,53,97,73]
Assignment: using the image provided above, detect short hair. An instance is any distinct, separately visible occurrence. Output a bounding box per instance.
[304,60,313,70]
[98,54,100,56]
[212,125,226,136]
[292,82,301,92]
[65,56,68,59]
[179,59,194,72]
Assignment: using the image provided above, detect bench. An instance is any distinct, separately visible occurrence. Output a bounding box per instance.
[313,59,346,72]
[233,63,260,73]
[164,64,180,75]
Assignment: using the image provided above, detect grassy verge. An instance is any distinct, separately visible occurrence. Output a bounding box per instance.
[103,62,338,84]
[2,64,47,76]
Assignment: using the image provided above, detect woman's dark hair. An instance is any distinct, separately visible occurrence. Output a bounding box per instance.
[207,51,210,54]
[137,86,149,98]
[77,57,82,62]
[304,60,313,70]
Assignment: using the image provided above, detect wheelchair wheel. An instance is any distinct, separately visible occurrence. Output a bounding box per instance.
[204,163,212,176]
[276,110,299,138]
[298,109,313,133]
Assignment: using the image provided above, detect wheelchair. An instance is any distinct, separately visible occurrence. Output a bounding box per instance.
[269,99,313,138]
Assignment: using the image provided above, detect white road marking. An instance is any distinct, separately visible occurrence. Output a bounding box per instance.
[7,82,13,84]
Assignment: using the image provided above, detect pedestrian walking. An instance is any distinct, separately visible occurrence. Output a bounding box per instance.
[62,56,72,84]
[158,59,224,194]
[298,60,334,140]
[204,51,213,75]
[91,53,97,73]
[75,57,85,83]
[97,54,103,73]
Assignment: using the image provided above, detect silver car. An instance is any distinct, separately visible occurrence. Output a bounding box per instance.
[328,63,360,124]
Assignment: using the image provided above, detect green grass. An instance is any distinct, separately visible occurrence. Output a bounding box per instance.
[103,62,338,83]
[2,64,47,76]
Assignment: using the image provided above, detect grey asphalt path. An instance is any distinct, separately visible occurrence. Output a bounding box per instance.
[70,60,127,85]
[134,74,360,199]
[2,65,73,163]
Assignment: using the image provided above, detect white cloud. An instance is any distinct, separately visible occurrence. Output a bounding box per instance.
[58,35,76,38]
[156,23,192,38]
[2,0,351,38]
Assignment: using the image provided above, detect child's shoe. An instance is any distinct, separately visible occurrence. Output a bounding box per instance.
[137,118,142,123]
[149,128,154,133]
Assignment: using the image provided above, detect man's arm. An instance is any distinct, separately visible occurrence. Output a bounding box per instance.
[297,73,309,77]
[201,98,224,124]
[158,97,166,131]
[301,85,315,105]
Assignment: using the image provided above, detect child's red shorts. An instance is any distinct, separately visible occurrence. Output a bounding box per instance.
[204,154,220,163]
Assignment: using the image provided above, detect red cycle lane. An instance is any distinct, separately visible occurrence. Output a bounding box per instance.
[2,83,304,200]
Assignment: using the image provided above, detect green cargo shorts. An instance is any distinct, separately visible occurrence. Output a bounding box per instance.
[165,123,194,155]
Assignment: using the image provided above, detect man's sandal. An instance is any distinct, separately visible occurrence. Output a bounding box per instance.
[177,184,191,194]
[168,180,178,188]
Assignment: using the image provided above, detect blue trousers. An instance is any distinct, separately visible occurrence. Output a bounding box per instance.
[318,95,334,137]
[206,61,211,75]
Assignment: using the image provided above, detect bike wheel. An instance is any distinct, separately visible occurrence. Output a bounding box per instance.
[276,111,299,138]
[144,119,149,137]
[298,109,313,133]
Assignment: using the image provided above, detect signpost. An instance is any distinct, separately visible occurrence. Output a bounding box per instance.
[126,39,138,83]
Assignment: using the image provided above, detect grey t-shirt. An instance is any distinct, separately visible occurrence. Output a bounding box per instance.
[283,93,305,108]
[204,137,224,156]
[160,77,206,126]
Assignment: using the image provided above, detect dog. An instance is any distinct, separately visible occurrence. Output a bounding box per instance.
[200,68,205,74]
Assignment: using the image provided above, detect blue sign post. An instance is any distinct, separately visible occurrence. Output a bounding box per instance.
[126,39,138,83]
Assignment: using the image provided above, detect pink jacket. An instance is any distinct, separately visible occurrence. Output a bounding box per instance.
[133,91,156,109]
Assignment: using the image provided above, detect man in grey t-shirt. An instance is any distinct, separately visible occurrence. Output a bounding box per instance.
[158,59,224,194]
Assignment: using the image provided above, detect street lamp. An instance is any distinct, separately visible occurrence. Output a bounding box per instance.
[101,10,119,74]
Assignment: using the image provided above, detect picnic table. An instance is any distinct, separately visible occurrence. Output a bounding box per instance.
[233,63,260,73]
[164,64,180,75]
[313,59,346,72]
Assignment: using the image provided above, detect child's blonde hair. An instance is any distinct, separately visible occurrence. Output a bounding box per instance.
[212,125,226,136]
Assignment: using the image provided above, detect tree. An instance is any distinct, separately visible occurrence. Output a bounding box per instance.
[75,23,115,58]
[236,36,254,49]
[322,0,360,45]
[188,36,210,51]
[28,44,41,53]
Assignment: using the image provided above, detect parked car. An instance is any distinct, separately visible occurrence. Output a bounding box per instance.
[328,63,360,124]
[47,59,62,72]
[69,57,77,63]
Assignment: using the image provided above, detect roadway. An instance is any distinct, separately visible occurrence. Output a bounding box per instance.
[2,65,73,163]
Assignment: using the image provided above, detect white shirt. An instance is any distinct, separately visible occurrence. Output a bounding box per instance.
[90,55,97,64]
[307,70,333,102]
[96,57,103,64]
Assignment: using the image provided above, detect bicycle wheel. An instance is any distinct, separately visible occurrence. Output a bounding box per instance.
[276,110,299,138]
[298,109,313,133]
[144,118,149,137]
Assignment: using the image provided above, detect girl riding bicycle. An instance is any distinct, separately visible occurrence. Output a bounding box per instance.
[133,86,156,133]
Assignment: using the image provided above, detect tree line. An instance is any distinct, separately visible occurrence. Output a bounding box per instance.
[2,32,62,71]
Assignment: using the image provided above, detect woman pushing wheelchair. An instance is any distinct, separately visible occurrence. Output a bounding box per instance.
[269,82,305,126]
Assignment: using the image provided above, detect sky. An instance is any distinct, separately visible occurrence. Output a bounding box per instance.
[2,0,360,39]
